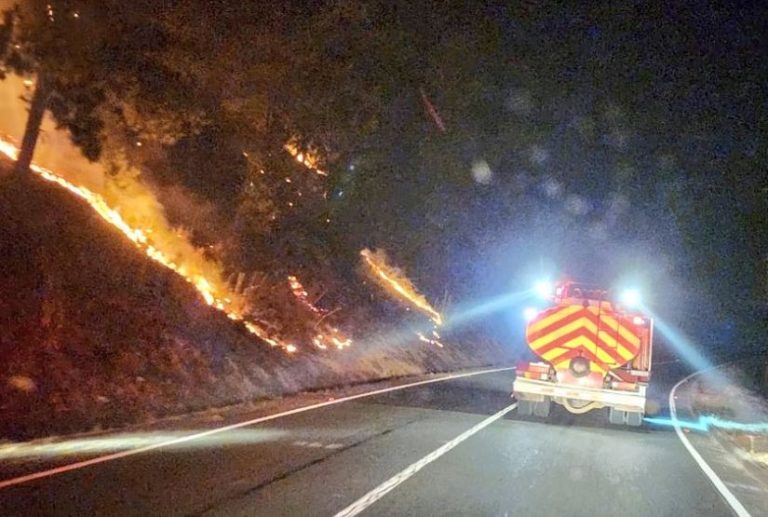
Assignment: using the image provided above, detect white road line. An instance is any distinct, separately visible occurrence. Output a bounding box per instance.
[669,370,751,517]
[333,401,518,517]
[0,366,515,490]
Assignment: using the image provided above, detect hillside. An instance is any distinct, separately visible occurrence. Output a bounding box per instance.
[0,164,510,440]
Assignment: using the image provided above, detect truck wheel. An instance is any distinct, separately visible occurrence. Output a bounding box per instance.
[625,411,643,427]
[608,407,626,425]
[516,399,534,416]
[533,398,551,417]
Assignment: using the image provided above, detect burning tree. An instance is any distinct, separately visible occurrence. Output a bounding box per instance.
[0,1,201,175]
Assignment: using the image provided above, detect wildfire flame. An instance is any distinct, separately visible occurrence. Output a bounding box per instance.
[0,136,300,352]
[288,274,353,350]
[287,275,323,314]
[360,248,443,326]
[284,140,328,177]
[416,331,444,348]
[312,328,352,351]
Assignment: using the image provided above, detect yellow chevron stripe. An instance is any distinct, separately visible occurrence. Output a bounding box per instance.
[532,306,639,350]
[527,304,582,334]
[541,330,633,368]
[590,328,636,362]
[529,316,595,349]
[540,335,589,360]
[543,335,612,372]
[530,316,637,362]
[586,308,640,348]
[598,313,641,346]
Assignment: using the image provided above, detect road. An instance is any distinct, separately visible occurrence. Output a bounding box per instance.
[0,367,755,516]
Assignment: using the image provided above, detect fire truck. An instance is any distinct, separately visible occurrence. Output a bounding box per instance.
[513,281,653,426]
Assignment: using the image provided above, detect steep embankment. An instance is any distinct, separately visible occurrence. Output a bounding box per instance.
[0,166,510,439]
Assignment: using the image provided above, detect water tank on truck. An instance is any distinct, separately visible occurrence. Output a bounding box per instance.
[513,280,653,426]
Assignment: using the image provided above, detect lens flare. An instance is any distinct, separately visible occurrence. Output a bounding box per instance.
[641,304,711,373]
[534,280,553,299]
[620,288,640,307]
[644,415,768,434]
[445,290,532,329]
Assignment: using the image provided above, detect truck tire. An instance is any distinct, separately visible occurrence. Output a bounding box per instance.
[533,398,551,418]
[608,407,626,425]
[625,411,643,427]
[516,399,534,416]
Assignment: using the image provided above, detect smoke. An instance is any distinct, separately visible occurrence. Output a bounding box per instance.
[1,76,253,325]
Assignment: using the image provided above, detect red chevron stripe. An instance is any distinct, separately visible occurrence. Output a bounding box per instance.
[590,316,641,355]
[531,326,628,365]
[527,307,592,342]
[528,308,640,353]
[546,346,611,372]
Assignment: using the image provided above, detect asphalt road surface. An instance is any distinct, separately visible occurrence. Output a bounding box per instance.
[0,367,759,516]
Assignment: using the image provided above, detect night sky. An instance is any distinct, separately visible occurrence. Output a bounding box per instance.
[324,1,766,351]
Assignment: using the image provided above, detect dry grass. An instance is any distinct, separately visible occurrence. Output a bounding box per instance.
[0,166,511,440]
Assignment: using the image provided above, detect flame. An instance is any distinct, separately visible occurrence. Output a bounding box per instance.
[312,327,352,351]
[287,275,323,314]
[416,331,444,348]
[0,136,300,352]
[360,248,443,325]
[284,140,328,176]
[287,275,353,350]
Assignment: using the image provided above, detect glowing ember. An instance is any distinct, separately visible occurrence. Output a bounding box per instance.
[416,331,444,348]
[360,248,443,325]
[284,140,329,176]
[287,275,353,350]
[0,136,299,352]
[287,275,323,314]
[312,328,352,351]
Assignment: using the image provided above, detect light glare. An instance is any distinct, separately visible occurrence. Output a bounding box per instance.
[621,288,640,307]
[534,280,553,299]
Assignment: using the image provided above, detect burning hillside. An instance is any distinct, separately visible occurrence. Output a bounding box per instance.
[0,162,508,439]
[0,134,303,352]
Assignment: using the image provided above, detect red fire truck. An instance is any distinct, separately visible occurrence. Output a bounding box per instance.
[513,281,653,426]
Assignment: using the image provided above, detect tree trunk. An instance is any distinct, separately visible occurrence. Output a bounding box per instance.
[15,73,50,175]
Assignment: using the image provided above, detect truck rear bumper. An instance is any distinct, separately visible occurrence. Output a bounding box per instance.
[513,377,646,412]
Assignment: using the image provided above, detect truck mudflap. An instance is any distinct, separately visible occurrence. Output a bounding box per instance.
[513,376,646,413]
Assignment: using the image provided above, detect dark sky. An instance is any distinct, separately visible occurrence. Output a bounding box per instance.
[326,1,766,350]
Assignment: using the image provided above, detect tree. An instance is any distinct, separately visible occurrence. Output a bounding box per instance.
[0,1,201,175]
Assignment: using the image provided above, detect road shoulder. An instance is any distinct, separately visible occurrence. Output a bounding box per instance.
[671,371,768,516]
